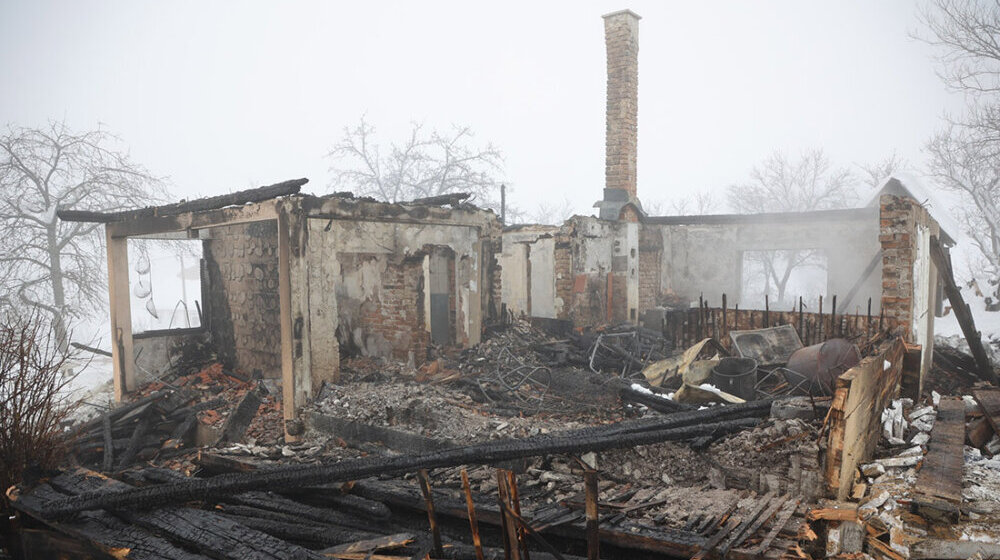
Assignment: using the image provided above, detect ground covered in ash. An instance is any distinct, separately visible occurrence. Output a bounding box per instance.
[305,350,825,528]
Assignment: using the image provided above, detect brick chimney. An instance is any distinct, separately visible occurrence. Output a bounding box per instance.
[597,9,641,221]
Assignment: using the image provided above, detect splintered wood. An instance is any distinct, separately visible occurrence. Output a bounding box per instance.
[912,397,965,522]
[825,338,905,500]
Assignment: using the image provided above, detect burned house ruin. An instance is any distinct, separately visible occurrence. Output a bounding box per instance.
[13,8,1000,560]
[59,184,502,437]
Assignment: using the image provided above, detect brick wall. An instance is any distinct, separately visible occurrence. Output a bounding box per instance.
[879,194,938,338]
[554,239,573,320]
[204,220,281,377]
[356,255,430,363]
[604,10,640,198]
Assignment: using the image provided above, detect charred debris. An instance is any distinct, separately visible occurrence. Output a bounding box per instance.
[12,283,1000,560]
[9,7,1000,560]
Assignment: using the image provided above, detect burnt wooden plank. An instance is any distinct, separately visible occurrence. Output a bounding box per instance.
[216,389,262,445]
[718,493,776,555]
[351,479,707,558]
[323,533,415,554]
[912,397,965,523]
[973,389,1000,436]
[46,469,326,560]
[10,483,208,560]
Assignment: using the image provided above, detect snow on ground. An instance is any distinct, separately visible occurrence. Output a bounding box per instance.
[59,353,115,423]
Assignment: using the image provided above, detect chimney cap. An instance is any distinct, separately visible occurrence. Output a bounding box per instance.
[602,9,641,20]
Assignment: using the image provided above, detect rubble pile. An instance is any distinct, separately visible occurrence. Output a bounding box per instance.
[70,363,284,474]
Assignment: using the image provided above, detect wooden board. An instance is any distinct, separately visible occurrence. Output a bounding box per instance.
[825,338,905,500]
[912,397,965,522]
[973,389,1000,436]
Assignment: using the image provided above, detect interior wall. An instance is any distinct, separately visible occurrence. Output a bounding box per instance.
[316,218,489,365]
[204,220,282,377]
[650,210,882,313]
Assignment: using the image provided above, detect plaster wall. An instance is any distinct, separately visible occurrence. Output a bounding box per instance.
[529,237,556,318]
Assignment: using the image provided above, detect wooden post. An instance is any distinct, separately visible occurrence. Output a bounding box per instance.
[866,297,872,340]
[417,469,443,558]
[721,293,728,340]
[584,469,599,560]
[818,295,824,342]
[506,471,530,560]
[105,229,135,401]
[798,297,804,342]
[461,470,485,560]
[764,294,770,328]
[698,295,705,339]
[830,295,837,338]
[497,469,519,560]
[278,210,299,442]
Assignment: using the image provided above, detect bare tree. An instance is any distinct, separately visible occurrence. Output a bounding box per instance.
[917,0,1000,95]
[326,117,505,209]
[528,196,577,225]
[917,0,1000,287]
[728,149,857,306]
[927,124,1000,278]
[0,122,161,348]
[858,151,907,191]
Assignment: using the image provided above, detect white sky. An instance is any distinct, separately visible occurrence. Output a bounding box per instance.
[0,1,968,216]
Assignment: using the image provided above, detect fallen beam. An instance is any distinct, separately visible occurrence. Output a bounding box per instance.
[44,415,763,517]
[930,236,997,385]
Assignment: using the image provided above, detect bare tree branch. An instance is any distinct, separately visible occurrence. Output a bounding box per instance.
[0,121,163,348]
[326,117,505,211]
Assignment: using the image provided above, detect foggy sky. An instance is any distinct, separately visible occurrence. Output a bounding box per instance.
[0,1,968,216]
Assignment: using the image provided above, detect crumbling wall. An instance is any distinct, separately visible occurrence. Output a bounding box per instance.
[553,237,573,320]
[318,219,488,365]
[879,194,940,384]
[648,209,883,313]
[204,220,281,377]
[568,217,632,326]
[638,224,662,312]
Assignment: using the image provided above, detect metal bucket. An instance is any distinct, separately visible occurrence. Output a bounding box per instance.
[711,357,758,401]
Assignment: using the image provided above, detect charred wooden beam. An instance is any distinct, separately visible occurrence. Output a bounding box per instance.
[225,490,384,533]
[323,533,415,555]
[617,384,694,414]
[216,512,374,547]
[75,390,171,435]
[439,544,587,560]
[286,486,393,520]
[10,482,208,560]
[930,236,998,385]
[195,451,259,475]
[409,192,471,206]
[216,389,261,445]
[101,415,114,472]
[71,342,113,357]
[351,479,707,559]
[57,178,308,223]
[116,410,153,469]
[45,416,762,517]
